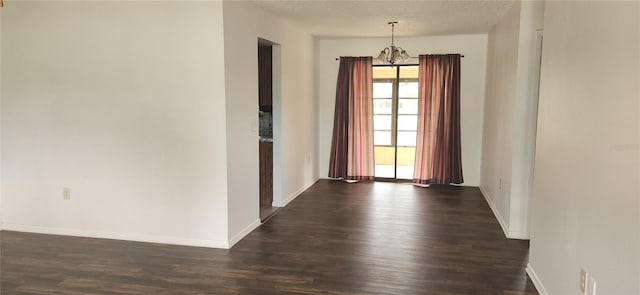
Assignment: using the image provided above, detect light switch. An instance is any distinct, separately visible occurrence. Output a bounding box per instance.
[63,187,71,200]
[588,275,597,295]
[580,269,588,294]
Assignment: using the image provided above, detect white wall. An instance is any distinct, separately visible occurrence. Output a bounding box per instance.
[1,2,230,247]
[222,1,318,244]
[480,1,544,239]
[317,34,488,186]
[528,1,639,294]
[481,2,520,233]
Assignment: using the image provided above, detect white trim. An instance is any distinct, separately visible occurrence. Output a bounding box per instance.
[479,185,510,237]
[479,186,529,240]
[449,183,480,187]
[227,218,261,248]
[526,263,549,295]
[1,223,229,249]
[0,179,322,250]
[273,177,319,207]
[506,230,530,240]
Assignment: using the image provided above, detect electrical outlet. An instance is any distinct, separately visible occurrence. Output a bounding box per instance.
[63,187,71,200]
[580,269,588,294]
[588,275,597,295]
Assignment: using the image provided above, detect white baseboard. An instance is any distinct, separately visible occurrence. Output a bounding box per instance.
[273,177,319,207]
[1,223,229,249]
[526,263,549,295]
[226,178,319,248]
[227,218,261,248]
[1,179,322,250]
[506,230,530,240]
[479,186,529,240]
[479,185,510,237]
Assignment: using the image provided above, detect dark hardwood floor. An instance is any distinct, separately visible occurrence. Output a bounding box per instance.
[259,205,280,223]
[0,180,538,294]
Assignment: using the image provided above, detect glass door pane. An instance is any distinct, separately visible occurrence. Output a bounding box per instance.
[399,66,419,79]
[373,77,396,179]
[372,65,420,180]
[396,66,419,180]
[396,147,416,180]
[374,146,396,178]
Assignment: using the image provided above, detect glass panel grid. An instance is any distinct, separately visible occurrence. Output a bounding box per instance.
[373,82,393,98]
[374,131,392,146]
[373,98,393,115]
[373,65,419,178]
[398,99,418,115]
[398,82,419,98]
[397,131,417,147]
[397,115,418,131]
[373,115,392,131]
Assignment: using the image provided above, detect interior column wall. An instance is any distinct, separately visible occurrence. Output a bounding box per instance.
[480,1,544,239]
[222,1,318,246]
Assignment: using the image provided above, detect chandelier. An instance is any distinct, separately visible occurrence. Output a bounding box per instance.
[375,21,410,65]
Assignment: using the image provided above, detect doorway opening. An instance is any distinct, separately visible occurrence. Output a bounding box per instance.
[258,38,279,222]
[372,65,419,180]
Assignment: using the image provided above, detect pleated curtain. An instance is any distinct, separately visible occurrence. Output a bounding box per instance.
[413,54,464,185]
[328,57,375,180]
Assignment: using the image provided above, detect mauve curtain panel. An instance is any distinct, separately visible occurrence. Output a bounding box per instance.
[328,57,375,180]
[413,54,463,185]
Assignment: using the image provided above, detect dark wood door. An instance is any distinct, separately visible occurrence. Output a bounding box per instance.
[259,141,273,206]
[258,46,272,106]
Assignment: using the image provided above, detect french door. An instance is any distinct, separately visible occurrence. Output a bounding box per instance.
[372,65,419,180]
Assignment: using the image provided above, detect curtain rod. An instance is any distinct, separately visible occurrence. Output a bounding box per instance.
[335,55,464,60]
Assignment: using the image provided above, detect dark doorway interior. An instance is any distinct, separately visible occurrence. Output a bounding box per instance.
[258,39,277,222]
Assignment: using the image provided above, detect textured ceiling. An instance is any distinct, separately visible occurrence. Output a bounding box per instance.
[251,0,516,38]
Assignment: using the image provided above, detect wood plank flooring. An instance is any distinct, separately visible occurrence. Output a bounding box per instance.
[260,205,280,223]
[0,180,538,294]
